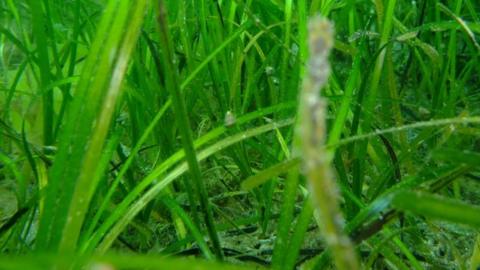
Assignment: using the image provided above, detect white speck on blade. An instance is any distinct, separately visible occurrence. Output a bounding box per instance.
[272,77,279,85]
[265,66,274,75]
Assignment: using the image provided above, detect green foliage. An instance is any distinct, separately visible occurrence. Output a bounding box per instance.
[1,0,479,269]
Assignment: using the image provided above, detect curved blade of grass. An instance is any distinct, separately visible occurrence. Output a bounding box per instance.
[80,102,294,251]
[240,157,300,190]
[84,14,252,257]
[87,118,294,253]
[333,116,480,148]
[433,148,480,166]
[437,2,480,52]
[392,190,480,228]
[83,97,171,240]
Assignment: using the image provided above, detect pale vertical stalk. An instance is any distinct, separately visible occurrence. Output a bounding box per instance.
[296,16,359,270]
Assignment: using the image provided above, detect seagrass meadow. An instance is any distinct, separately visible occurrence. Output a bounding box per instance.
[1,0,480,269]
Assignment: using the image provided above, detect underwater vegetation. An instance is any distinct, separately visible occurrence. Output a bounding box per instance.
[1,0,480,269]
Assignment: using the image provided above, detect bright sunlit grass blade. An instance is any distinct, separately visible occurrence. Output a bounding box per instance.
[35,0,149,253]
[59,0,149,253]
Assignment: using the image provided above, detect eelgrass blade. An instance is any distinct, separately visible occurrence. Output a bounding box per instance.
[88,119,294,253]
[77,103,293,254]
[470,235,480,270]
[59,0,148,250]
[392,190,480,228]
[155,0,222,259]
[296,16,359,270]
[283,198,314,270]
[241,158,300,191]
[161,196,214,260]
[35,0,149,253]
[2,1,480,268]
[351,0,397,198]
[271,168,300,269]
[0,253,252,270]
[27,0,53,146]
